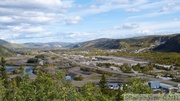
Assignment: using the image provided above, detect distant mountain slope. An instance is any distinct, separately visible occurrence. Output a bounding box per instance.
[0,45,15,56]
[153,34,180,52]
[24,42,74,49]
[72,34,176,49]
[0,39,27,49]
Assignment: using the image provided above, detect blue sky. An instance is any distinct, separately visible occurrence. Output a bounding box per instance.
[0,0,180,43]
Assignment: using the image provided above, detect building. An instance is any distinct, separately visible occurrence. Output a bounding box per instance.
[148,81,178,93]
[39,60,44,65]
[107,83,120,90]
[148,81,160,89]
[66,76,72,81]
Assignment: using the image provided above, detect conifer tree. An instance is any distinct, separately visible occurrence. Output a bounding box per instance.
[99,74,107,94]
[0,57,8,88]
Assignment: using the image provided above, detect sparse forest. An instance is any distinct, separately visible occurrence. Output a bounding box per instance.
[0,57,153,101]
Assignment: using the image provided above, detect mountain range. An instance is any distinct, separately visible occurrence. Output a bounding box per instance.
[0,33,180,53]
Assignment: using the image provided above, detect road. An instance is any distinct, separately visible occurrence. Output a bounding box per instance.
[49,51,179,86]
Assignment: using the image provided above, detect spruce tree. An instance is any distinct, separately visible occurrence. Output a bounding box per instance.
[99,74,107,94]
[0,57,8,88]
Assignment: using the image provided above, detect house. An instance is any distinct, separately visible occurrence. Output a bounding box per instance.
[148,81,160,89]
[175,84,180,88]
[107,83,120,90]
[148,81,178,93]
[66,76,72,81]
[39,60,44,65]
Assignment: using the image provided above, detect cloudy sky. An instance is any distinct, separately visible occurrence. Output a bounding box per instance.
[0,0,180,43]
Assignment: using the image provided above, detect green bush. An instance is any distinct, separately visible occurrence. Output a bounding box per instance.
[27,58,38,63]
[74,74,84,81]
[35,55,45,59]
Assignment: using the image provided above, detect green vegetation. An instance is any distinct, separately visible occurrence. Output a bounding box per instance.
[13,66,25,74]
[132,63,141,72]
[97,62,119,68]
[120,63,133,73]
[74,74,84,81]
[0,58,153,101]
[27,58,38,63]
[0,57,9,88]
[99,74,107,94]
[35,54,45,59]
[80,68,113,76]
[125,78,153,94]
[119,42,130,49]
[173,78,180,83]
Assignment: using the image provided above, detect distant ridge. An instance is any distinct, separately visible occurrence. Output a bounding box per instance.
[24,42,74,49]
[0,39,27,49]
[0,34,180,53]
[0,45,15,56]
[153,34,180,52]
[71,34,177,50]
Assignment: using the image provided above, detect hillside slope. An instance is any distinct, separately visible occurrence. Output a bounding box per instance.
[24,42,74,49]
[153,34,180,52]
[72,34,176,49]
[0,45,15,56]
[0,39,27,49]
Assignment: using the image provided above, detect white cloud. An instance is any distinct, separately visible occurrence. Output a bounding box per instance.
[0,0,63,10]
[0,16,14,23]
[138,30,154,35]
[65,16,83,25]
[0,0,76,25]
[126,8,140,12]
[74,0,147,16]
[122,23,139,29]
[160,2,175,12]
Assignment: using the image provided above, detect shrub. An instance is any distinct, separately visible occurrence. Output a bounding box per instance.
[27,58,38,63]
[74,74,84,81]
[35,55,45,59]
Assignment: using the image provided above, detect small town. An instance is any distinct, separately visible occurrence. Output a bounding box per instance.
[0,0,180,101]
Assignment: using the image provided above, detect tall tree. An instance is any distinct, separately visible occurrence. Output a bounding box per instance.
[126,78,153,94]
[0,57,8,88]
[99,74,107,94]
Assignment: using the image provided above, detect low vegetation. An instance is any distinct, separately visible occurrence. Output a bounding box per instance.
[13,66,25,74]
[35,54,45,59]
[74,74,84,81]
[80,68,113,76]
[120,63,133,73]
[27,58,38,63]
[85,52,180,66]
[96,62,119,68]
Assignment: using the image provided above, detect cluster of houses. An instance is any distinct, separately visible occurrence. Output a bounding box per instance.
[148,81,180,93]
[106,81,180,94]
